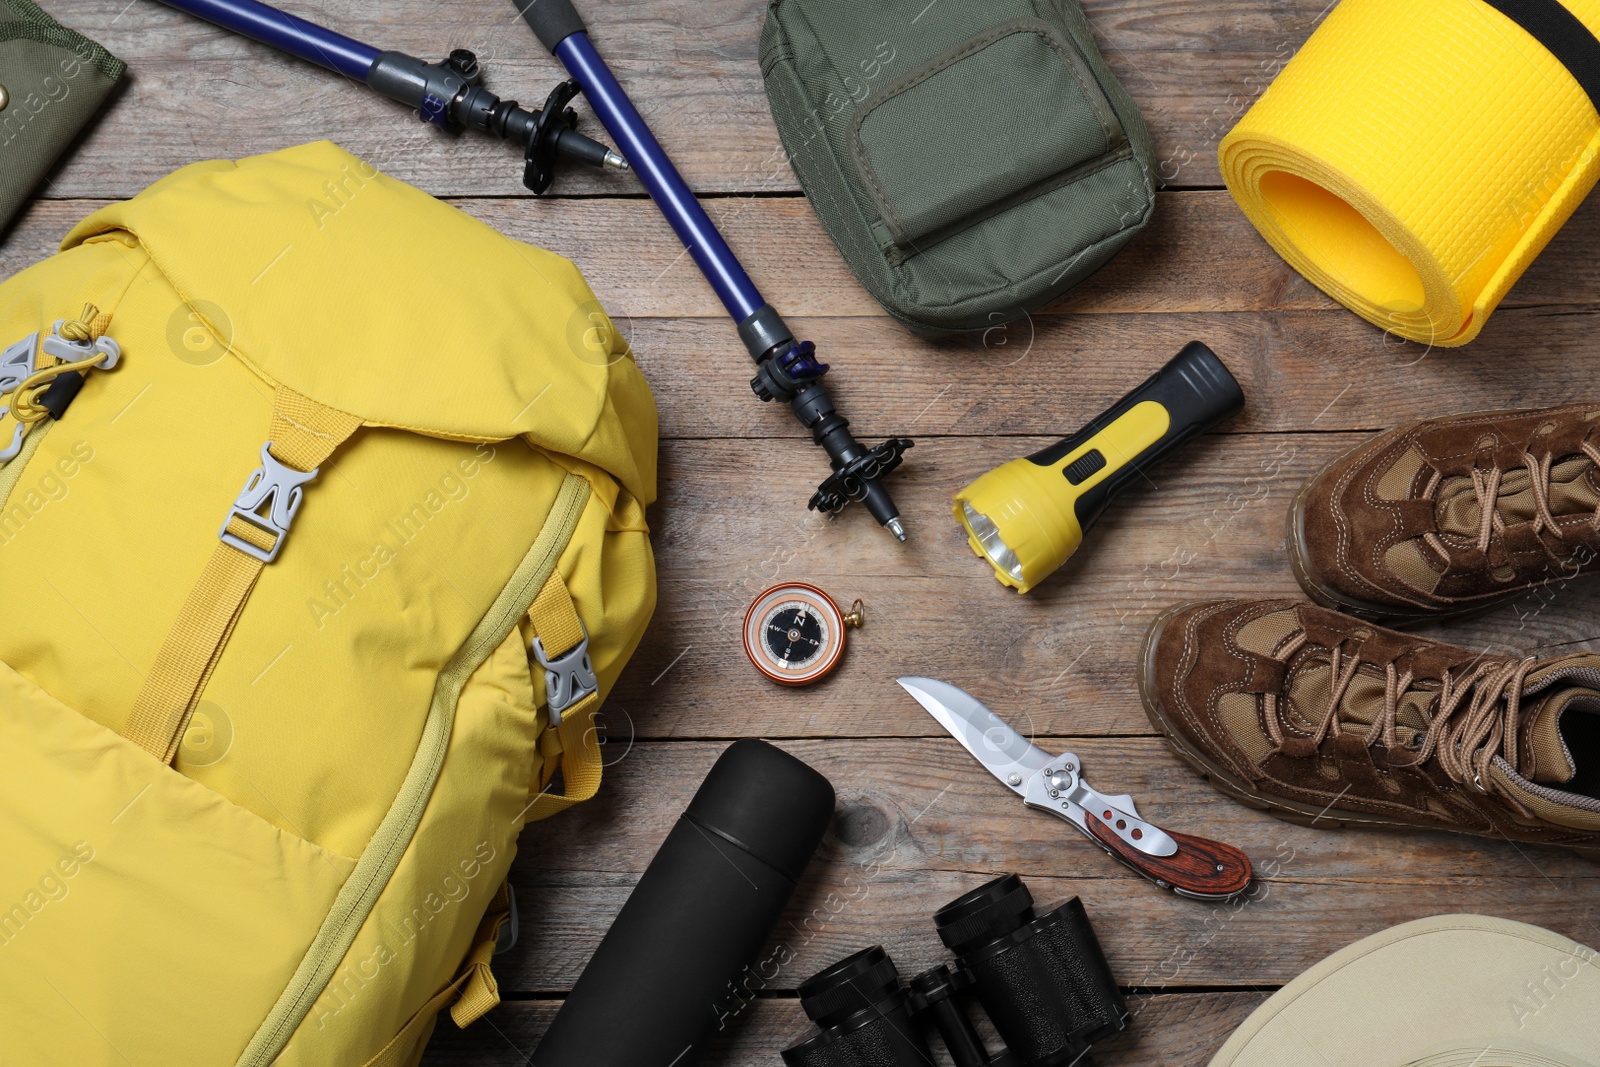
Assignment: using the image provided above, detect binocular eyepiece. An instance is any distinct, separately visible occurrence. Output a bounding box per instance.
[782,876,1128,1067]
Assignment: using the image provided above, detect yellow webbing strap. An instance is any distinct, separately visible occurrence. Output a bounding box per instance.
[525,572,604,822]
[122,388,361,762]
[449,879,512,1027]
[358,974,469,1067]
[359,882,514,1067]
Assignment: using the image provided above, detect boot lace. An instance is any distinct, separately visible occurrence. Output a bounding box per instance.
[1421,444,1600,566]
[1265,632,1534,792]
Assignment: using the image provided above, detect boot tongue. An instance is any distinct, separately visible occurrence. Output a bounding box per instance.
[1524,687,1599,784]
[1285,659,1436,737]
[1434,456,1600,540]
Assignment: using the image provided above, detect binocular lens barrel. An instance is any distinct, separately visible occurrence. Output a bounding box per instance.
[783,948,930,1067]
[783,876,1127,1067]
[797,946,906,1027]
[934,872,1038,953]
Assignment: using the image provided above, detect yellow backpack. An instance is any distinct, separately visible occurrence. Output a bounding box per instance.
[0,141,657,1066]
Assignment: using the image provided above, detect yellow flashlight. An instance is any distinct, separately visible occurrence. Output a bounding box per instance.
[955,341,1244,593]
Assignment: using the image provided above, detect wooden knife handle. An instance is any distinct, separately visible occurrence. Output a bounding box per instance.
[1086,815,1253,899]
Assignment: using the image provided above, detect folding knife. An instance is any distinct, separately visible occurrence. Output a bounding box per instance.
[898,677,1253,900]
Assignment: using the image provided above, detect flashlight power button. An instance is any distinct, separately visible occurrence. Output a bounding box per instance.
[1062,449,1108,485]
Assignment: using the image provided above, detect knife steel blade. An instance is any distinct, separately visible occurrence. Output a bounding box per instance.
[896,676,1255,901]
[899,676,1169,852]
[897,676,1049,794]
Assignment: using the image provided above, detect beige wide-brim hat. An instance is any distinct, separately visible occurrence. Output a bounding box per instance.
[1211,915,1600,1067]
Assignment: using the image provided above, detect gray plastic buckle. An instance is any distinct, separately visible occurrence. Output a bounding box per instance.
[531,622,597,726]
[219,442,319,563]
[2,323,121,395]
[0,326,123,463]
[0,419,24,463]
[0,335,38,462]
[0,332,41,394]
[42,320,120,369]
[493,884,519,955]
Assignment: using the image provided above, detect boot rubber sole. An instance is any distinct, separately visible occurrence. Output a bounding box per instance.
[1137,601,1600,862]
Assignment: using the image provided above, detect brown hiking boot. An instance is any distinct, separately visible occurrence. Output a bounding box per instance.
[1138,598,1600,858]
[1288,404,1600,624]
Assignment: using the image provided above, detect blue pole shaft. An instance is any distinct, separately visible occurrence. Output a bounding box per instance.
[554,32,766,325]
[154,0,380,82]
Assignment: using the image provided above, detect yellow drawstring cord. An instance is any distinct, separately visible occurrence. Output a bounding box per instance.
[57,304,103,345]
[7,304,111,424]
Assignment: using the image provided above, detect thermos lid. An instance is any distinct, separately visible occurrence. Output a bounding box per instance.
[684,739,836,883]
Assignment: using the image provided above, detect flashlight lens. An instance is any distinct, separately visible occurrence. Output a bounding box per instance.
[961,502,1026,584]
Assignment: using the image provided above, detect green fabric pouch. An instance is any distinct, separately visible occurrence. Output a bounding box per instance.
[0,0,125,232]
[760,0,1155,335]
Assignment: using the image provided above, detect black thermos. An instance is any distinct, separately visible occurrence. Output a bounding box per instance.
[531,739,836,1067]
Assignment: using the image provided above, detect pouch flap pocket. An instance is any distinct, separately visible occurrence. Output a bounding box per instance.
[849,18,1124,248]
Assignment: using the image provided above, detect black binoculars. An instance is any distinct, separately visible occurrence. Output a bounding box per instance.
[782,875,1128,1067]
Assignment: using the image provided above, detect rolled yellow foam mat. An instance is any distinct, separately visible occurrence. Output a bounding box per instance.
[1220,0,1600,346]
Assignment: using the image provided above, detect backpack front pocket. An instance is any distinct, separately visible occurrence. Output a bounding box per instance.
[0,660,356,1066]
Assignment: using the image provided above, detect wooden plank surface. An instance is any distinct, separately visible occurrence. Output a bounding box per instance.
[429,738,1599,1058]
[419,992,1272,1066]
[13,1,1600,1065]
[8,198,1600,445]
[12,193,1600,321]
[504,742,1600,990]
[615,433,1600,740]
[48,0,1334,197]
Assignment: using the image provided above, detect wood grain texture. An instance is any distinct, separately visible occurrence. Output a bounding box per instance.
[51,0,1334,197]
[11,192,1600,321]
[421,737,1599,1063]
[520,739,1600,887]
[419,991,1272,1067]
[611,434,1600,739]
[12,2,1600,1065]
[7,200,1600,445]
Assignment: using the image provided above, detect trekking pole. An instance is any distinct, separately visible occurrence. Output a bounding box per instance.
[512,0,912,540]
[150,0,914,540]
[152,0,626,191]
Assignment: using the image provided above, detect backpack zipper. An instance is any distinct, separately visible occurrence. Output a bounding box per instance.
[238,472,592,1067]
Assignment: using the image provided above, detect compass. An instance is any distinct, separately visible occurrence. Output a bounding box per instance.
[743,583,863,686]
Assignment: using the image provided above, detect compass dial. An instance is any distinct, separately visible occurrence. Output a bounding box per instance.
[764,601,828,669]
[743,583,848,685]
